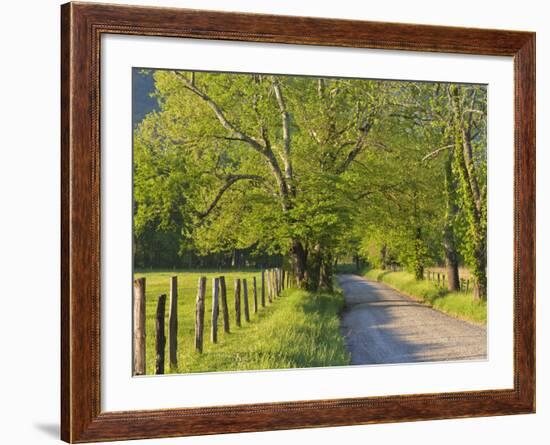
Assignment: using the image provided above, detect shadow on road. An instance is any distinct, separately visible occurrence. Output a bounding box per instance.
[337,274,487,365]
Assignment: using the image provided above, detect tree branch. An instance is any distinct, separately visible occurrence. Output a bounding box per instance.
[272,78,294,194]
[197,174,265,219]
[337,133,367,174]
[174,72,264,152]
[421,144,454,162]
[174,71,291,210]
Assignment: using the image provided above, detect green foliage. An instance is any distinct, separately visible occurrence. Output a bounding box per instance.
[133,69,487,294]
[364,269,486,324]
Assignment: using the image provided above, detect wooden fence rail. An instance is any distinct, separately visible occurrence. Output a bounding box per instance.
[424,269,472,292]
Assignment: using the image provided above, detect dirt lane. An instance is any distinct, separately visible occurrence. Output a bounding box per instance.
[338,274,487,365]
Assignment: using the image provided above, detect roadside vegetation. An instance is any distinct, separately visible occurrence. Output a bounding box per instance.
[137,269,350,374]
[363,268,486,324]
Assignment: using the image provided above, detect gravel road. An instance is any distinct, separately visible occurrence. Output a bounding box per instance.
[338,274,487,365]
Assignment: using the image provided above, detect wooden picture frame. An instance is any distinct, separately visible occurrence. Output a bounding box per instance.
[61,2,535,442]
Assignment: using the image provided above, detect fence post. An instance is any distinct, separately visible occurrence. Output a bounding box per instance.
[442,274,446,288]
[211,277,219,343]
[155,294,167,374]
[281,269,285,290]
[267,270,273,303]
[234,278,241,327]
[437,273,441,287]
[168,276,178,369]
[261,270,266,307]
[219,276,230,333]
[243,278,250,322]
[253,276,258,314]
[133,278,146,376]
[195,277,206,353]
[286,270,290,288]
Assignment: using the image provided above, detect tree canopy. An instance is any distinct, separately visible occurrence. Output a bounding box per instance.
[133,69,487,298]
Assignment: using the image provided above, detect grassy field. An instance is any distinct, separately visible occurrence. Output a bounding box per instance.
[363,269,487,325]
[135,270,350,374]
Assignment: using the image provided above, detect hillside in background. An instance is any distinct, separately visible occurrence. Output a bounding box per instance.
[132,69,158,127]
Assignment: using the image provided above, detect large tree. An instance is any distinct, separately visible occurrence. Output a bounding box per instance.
[135,70,389,289]
[133,70,487,297]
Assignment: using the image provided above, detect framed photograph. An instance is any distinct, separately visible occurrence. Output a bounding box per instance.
[61,2,535,442]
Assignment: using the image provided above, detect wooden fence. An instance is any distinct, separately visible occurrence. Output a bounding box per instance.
[424,269,473,292]
[380,265,474,293]
[132,267,291,375]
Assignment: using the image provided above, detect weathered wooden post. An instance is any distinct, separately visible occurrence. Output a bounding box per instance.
[195,277,206,353]
[168,276,178,369]
[442,274,446,288]
[219,276,230,333]
[267,270,273,303]
[234,278,241,327]
[261,270,266,307]
[253,276,258,314]
[211,277,219,343]
[286,269,290,288]
[437,273,441,287]
[133,278,146,376]
[281,269,285,290]
[243,278,250,322]
[155,294,167,374]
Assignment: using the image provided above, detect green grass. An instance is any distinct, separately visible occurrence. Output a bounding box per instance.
[364,269,487,325]
[135,269,350,374]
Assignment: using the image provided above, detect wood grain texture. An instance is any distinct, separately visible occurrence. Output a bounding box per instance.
[60,2,535,442]
[132,278,146,376]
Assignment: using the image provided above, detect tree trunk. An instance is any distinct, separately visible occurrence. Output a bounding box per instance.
[472,239,487,300]
[307,244,322,292]
[380,244,388,270]
[413,227,424,281]
[319,252,333,292]
[443,152,460,291]
[450,85,487,300]
[290,239,308,289]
